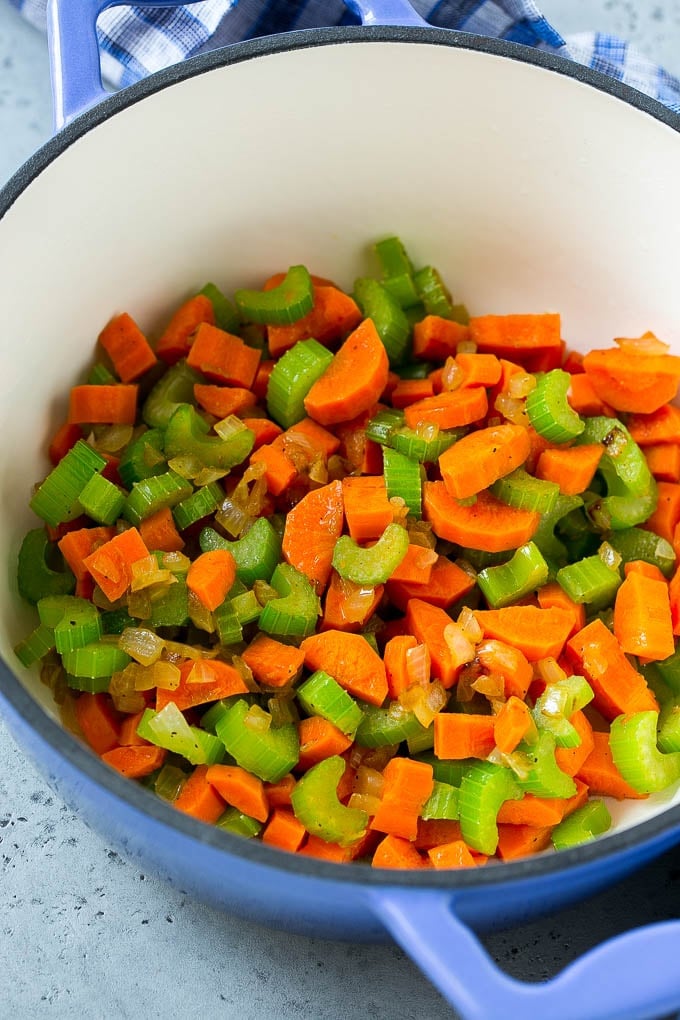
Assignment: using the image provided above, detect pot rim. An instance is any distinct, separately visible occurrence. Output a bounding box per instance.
[2,22,680,892]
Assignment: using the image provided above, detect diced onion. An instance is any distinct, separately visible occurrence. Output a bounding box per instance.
[472,673,505,698]
[494,392,530,427]
[405,643,431,687]
[109,669,146,713]
[348,793,382,816]
[214,415,249,440]
[187,590,215,633]
[508,372,537,399]
[119,627,165,665]
[535,656,567,686]
[244,704,272,732]
[168,453,204,479]
[614,330,669,355]
[253,580,280,606]
[598,541,623,571]
[456,339,477,354]
[602,427,628,458]
[94,423,134,453]
[457,606,483,644]
[441,357,464,392]
[353,765,384,798]
[443,622,476,667]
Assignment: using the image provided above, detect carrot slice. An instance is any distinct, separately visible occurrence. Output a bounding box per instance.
[567,374,615,418]
[537,581,585,638]
[155,294,215,364]
[554,710,595,777]
[138,507,185,553]
[535,444,603,496]
[383,634,418,699]
[58,526,116,582]
[643,480,680,546]
[495,824,553,860]
[186,322,261,389]
[496,793,567,827]
[193,384,257,419]
[370,757,434,841]
[372,834,427,869]
[412,315,469,360]
[390,378,434,408]
[433,714,496,760]
[405,598,468,688]
[68,384,138,425]
[267,285,362,357]
[297,717,353,771]
[386,554,476,612]
[156,658,249,712]
[282,480,344,594]
[576,731,649,800]
[304,318,389,426]
[75,693,120,755]
[474,606,574,661]
[613,571,674,661]
[403,387,488,431]
[565,618,659,720]
[427,840,479,869]
[83,527,150,602]
[102,745,166,779]
[186,549,237,612]
[493,696,534,754]
[261,808,306,852]
[583,346,680,414]
[645,443,680,483]
[438,423,530,500]
[476,640,533,700]
[629,403,680,446]
[341,475,392,543]
[469,313,561,363]
[98,312,157,383]
[206,764,269,822]
[300,630,388,706]
[424,482,540,553]
[241,633,305,689]
[456,352,502,388]
[322,572,384,633]
[174,765,226,823]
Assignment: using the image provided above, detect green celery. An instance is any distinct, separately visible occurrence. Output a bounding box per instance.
[142,360,203,429]
[515,730,577,799]
[199,282,241,333]
[556,554,621,607]
[164,403,254,470]
[525,369,585,443]
[118,428,166,488]
[30,440,107,527]
[172,482,223,531]
[532,675,594,747]
[124,470,193,526]
[216,808,262,838]
[578,417,657,530]
[421,781,460,821]
[609,710,680,793]
[200,517,282,585]
[297,670,364,735]
[258,563,320,639]
[458,762,521,855]
[266,338,334,428]
[14,623,55,667]
[477,542,549,609]
[61,641,130,678]
[17,528,75,604]
[382,447,422,518]
[234,265,314,325]
[332,523,409,586]
[491,468,559,514]
[215,699,299,782]
[353,277,410,365]
[291,755,368,846]
[355,701,429,748]
[605,527,675,578]
[551,800,611,850]
[77,472,126,526]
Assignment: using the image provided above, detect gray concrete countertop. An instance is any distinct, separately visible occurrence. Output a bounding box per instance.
[2,3,680,1018]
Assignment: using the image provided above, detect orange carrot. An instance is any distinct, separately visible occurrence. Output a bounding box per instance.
[403,387,488,431]
[321,572,384,632]
[75,694,120,755]
[193,384,257,419]
[493,696,534,753]
[477,640,533,700]
[643,481,680,546]
[58,525,116,583]
[267,285,362,357]
[102,744,166,779]
[434,713,496,760]
[206,764,269,822]
[554,710,595,777]
[645,443,680,484]
[155,293,215,364]
[186,548,237,612]
[284,417,341,459]
[487,357,523,410]
[624,560,668,582]
[304,319,389,426]
[415,819,463,850]
[372,834,427,869]
[497,792,567,827]
[252,359,275,401]
[341,475,393,542]
[495,824,553,860]
[670,564,680,635]
[537,582,585,638]
[98,312,157,383]
[427,840,479,869]
[438,423,530,500]
[297,717,353,771]
[424,482,540,553]
[281,479,344,594]
[563,351,585,374]
[48,422,83,465]
[565,618,659,720]
[628,403,680,446]
[387,543,437,585]
[174,765,227,823]
[249,441,297,496]
[405,598,463,688]
[583,345,680,414]
[370,757,434,841]
[567,374,615,417]
[456,352,502,388]
[300,630,388,706]
[535,444,603,496]
[475,606,575,661]
[412,315,469,360]
[68,384,138,425]
[613,571,674,661]
[242,416,284,450]
[264,773,296,808]
[156,658,249,712]
[576,730,649,800]
[383,634,419,698]
[335,411,384,475]
[118,709,149,747]
[241,633,305,688]
[390,378,434,408]
[386,554,476,612]
[83,526,150,601]
[468,313,562,364]
[138,506,185,553]
[186,322,261,389]
[299,833,370,863]
[261,808,307,852]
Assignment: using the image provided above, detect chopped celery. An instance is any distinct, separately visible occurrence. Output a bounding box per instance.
[30,440,107,527]
[525,369,585,443]
[164,403,254,470]
[213,599,243,646]
[148,580,189,628]
[258,563,320,640]
[491,468,559,514]
[355,701,430,748]
[118,428,166,488]
[154,764,187,802]
[266,338,334,428]
[297,671,364,735]
[291,755,368,846]
[41,596,102,654]
[551,800,611,850]
[61,641,130,678]
[421,781,460,821]
[353,277,410,365]
[414,752,466,787]
[215,699,299,782]
[609,710,680,793]
[531,675,594,747]
[477,542,549,609]
[515,730,577,799]
[199,282,241,334]
[78,472,126,526]
[124,470,193,526]
[137,705,223,766]
[172,482,223,531]
[605,527,675,578]
[556,553,621,607]
[578,417,657,531]
[142,360,203,429]
[234,265,314,325]
[458,762,521,855]
[382,447,422,518]
[216,808,262,838]
[200,517,282,585]
[17,528,75,604]
[14,623,55,667]
[332,523,409,586]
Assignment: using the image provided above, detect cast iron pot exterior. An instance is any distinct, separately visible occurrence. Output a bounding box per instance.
[2,3,680,1016]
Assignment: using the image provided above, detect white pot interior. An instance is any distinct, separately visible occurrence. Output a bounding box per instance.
[2,37,680,844]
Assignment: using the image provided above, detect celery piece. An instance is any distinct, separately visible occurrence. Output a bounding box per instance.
[477,542,549,609]
[658,700,680,753]
[17,528,75,604]
[332,523,410,586]
[200,517,282,585]
[66,673,111,693]
[365,408,405,446]
[215,699,299,782]
[414,752,466,787]
[200,698,240,734]
[458,762,521,855]
[164,403,254,471]
[124,470,193,526]
[148,580,189,628]
[154,764,188,802]
[355,700,429,748]
[392,425,462,463]
[551,800,611,850]
[62,641,130,679]
[230,590,262,627]
[78,472,126,526]
[193,728,226,766]
[354,277,410,365]
[532,493,584,567]
[532,675,594,748]
[297,670,364,735]
[199,282,241,334]
[142,360,203,429]
[556,554,621,608]
[137,705,219,766]
[118,428,166,488]
[395,361,432,380]
[291,755,368,846]
[234,265,314,326]
[515,730,577,799]
[605,527,676,578]
[30,440,107,527]
[374,235,414,279]
[258,563,320,640]
[578,417,657,531]
[172,482,223,531]
[266,338,333,429]
[41,596,102,654]
[14,623,55,667]
[525,369,585,443]
[657,649,680,696]
[414,266,455,321]
[213,599,243,646]
[88,362,116,385]
[609,710,680,793]
[491,468,560,514]
[382,447,422,518]
[382,273,421,310]
[421,781,460,821]
[216,808,262,838]
[406,726,436,755]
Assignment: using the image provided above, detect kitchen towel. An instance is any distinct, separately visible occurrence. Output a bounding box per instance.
[10,0,680,111]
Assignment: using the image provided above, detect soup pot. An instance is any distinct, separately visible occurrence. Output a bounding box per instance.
[2,1,680,1016]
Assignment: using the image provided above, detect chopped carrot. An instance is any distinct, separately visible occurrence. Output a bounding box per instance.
[628,403,680,446]
[98,312,157,383]
[48,422,82,465]
[576,730,649,800]
[583,345,680,414]
[102,744,166,779]
[261,808,306,852]
[370,757,434,841]
[250,442,297,496]
[304,318,389,426]
[645,443,680,483]
[193,384,257,419]
[139,507,185,553]
[264,773,296,808]
[156,658,249,712]
[390,378,434,408]
[321,572,384,632]
[624,560,668,582]
[493,696,534,753]
[68,384,138,425]
[83,526,150,602]
[241,633,305,688]
[495,824,553,860]
[567,374,615,417]
[281,480,344,594]
[206,764,269,822]
[372,834,427,869]
[386,554,476,612]
[643,481,680,546]
[438,423,531,500]
[424,482,540,553]
[242,416,284,450]
[297,717,353,771]
[415,819,463,850]
[613,570,674,661]
[174,765,227,823]
[252,359,275,401]
[300,630,388,706]
[284,417,341,459]
[342,475,392,542]
[75,693,120,755]
[427,840,479,869]
[563,351,585,374]
[267,285,362,357]
[477,640,533,700]
[186,548,237,612]
[433,713,496,760]
[403,387,488,431]
[58,526,116,583]
[535,444,603,496]
[537,582,585,638]
[475,605,575,661]
[565,618,659,720]
[186,322,261,389]
[387,543,437,585]
[554,710,595,777]
[155,293,215,364]
[468,313,562,364]
[412,315,469,360]
[497,792,567,827]
[383,634,419,698]
[456,352,502,388]
[118,710,149,747]
[405,599,462,688]
[299,833,369,863]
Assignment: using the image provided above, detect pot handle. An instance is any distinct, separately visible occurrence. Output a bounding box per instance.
[369,888,680,1020]
[46,0,431,130]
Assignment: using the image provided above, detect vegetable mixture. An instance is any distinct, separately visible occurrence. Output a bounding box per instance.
[14,237,680,869]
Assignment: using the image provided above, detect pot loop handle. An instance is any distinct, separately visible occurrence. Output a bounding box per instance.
[46,0,429,131]
[370,888,680,1020]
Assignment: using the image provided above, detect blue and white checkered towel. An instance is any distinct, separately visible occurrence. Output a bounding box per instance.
[11,0,680,112]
